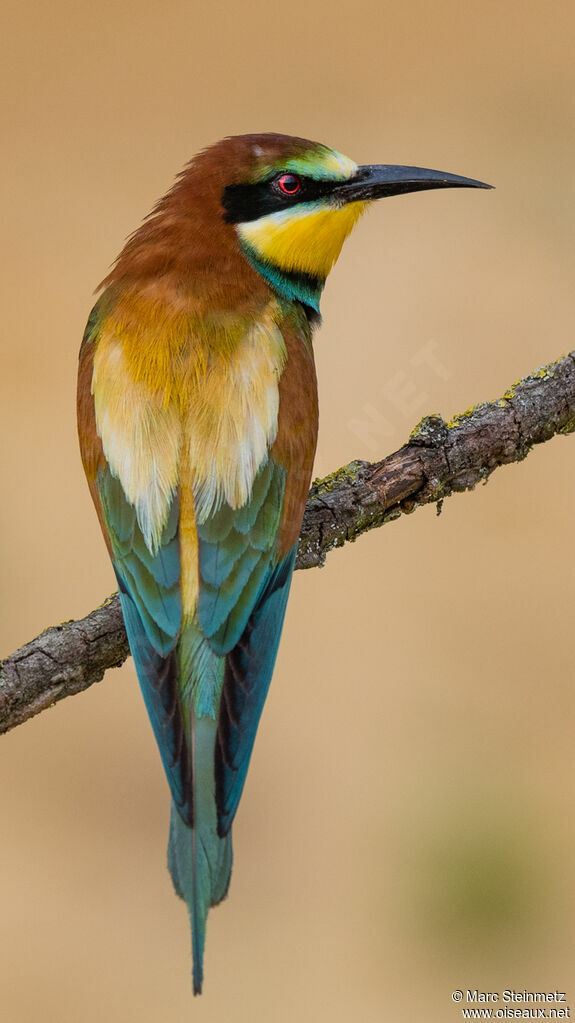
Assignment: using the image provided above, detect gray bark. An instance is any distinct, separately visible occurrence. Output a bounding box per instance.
[2,351,574,734]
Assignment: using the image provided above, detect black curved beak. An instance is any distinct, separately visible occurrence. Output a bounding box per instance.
[336,164,493,203]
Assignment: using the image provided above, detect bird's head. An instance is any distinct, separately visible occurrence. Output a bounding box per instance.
[213,133,491,312]
[105,134,490,316]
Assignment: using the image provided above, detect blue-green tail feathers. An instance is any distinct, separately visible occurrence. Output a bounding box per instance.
[98,459,298,992]
[168,715,233,996]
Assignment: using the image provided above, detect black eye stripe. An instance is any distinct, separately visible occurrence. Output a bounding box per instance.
[222,175,336,224]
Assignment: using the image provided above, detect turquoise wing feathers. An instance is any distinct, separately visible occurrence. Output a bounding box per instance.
[195,457,296,834]
[197,457,286,653]
[96,463,192,820]
[96,453,295,833]
[215,547,297,835]
[94,430,299,993]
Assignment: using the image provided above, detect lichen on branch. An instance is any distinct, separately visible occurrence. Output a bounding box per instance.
[2,351,574,734]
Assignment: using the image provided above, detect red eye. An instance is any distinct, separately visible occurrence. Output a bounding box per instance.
[277,173,301,195]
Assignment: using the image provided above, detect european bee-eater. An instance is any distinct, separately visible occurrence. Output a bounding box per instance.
[77,133,489,992]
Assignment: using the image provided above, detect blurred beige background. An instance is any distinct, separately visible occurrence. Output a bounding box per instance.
[2,1,575,1019]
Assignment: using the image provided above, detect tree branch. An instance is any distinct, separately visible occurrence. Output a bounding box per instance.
[3,352,575,735]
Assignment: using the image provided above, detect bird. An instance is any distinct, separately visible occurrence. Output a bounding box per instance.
[77,133,489,993]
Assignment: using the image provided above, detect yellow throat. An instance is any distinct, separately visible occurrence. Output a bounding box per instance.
[237,200,368,280]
